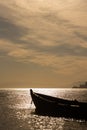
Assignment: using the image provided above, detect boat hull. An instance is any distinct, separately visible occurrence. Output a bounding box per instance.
[30,89,87,120]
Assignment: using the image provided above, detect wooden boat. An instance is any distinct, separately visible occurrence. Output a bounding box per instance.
[30,89,87,120]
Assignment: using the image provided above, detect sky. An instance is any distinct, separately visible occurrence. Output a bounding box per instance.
[0,0,87,88]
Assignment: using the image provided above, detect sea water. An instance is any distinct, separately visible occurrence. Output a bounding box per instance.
[0,88,87,130]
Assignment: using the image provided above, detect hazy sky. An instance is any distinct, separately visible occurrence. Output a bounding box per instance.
[0,0,87,88]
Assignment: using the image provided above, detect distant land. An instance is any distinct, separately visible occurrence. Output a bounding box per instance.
[73,81,87,88]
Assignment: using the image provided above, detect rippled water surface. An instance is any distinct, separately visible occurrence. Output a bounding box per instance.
[0,88,87,130]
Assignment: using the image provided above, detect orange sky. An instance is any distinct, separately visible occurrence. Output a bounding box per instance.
[0,0,87,88]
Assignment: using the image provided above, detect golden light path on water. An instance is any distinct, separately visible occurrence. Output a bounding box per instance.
[0,88,85,128]
[12,89,65,130]
[12,88,69,109]
[1,88,66,109]
[8,88,84,129]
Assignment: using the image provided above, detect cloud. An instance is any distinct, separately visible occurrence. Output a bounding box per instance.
[43,44,87,57]
[74,31,87,42]
[0,0,87,59]
[0,0,87,47]
[0,0,87,87]
[0,16,28,43]
[1,40,86,77]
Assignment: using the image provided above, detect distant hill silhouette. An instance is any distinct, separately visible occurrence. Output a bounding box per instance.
[73,81,87,88]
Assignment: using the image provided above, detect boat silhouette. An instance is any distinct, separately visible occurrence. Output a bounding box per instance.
[30,89,87,120]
